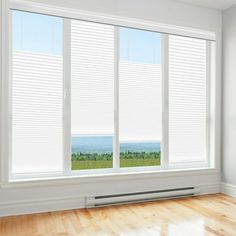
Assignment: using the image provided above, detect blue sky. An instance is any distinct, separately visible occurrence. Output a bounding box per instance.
[13,11,63,55]
[13,10,161,64]
[119,27,161,64]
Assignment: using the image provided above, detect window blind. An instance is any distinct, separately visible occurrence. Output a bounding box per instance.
[71,20,114,136]
[119,61,162,142]
[12,51,64,173]
[168,35,207,163]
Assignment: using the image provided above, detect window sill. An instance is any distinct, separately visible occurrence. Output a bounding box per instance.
[1,167,220,189]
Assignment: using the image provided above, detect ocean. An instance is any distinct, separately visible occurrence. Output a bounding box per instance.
[71,136,161,154]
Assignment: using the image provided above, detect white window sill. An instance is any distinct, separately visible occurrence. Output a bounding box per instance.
[1,167,220,189]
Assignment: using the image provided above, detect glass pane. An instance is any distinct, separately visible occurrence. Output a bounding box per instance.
[12,11,63,174]
[169,35,207,163]
[119,28,162,168]
[71,20,114,170]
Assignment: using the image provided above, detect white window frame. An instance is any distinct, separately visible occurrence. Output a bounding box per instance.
[0,0,219,182]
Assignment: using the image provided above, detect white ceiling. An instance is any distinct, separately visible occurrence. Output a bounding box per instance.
[173,0,236,10]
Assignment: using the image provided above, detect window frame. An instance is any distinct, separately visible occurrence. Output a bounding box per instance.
[1,0,218,182]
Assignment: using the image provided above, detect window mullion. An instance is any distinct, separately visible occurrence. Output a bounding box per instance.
[113,26,120,170]
[63,18,71,174]
[161,34,169,169]
[206,40,211,167]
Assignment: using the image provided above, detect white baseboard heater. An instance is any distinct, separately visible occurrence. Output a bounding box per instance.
[86,187,200,208]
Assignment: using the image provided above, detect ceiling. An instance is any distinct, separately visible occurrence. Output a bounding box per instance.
[173,0,236,10]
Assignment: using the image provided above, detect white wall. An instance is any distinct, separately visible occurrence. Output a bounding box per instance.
[222,4,236,186]
[27,0,221,31]
[0,0,222,217]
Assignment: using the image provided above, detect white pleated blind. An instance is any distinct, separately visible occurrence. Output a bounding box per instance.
[12,51,64,173]
[71,20,114,136]
[119,61,162,142]
[169,35,207,163]
[12,11,64,174]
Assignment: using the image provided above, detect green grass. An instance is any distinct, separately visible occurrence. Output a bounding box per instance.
[72,160,112,170]
[71,151,161,170]
[120,158,160,168]
[72,158,160,170]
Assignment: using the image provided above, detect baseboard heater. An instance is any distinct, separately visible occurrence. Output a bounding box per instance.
[86,187,200,208]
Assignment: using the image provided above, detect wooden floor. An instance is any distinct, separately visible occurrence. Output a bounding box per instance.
[1,194,236,236]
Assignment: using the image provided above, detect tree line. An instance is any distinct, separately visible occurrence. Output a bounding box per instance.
[71,151,161,161]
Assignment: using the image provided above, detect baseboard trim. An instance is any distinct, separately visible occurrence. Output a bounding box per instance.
[0,183,220,217]
[0,196,85,217]
[198,183,220,195]
[221,182,236,198]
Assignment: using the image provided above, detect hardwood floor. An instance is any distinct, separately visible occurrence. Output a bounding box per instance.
[0,194,236,236]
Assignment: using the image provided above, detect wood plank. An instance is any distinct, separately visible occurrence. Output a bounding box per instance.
[0,194,236,236]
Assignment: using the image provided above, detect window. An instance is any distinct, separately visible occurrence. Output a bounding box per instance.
[12,11,63,174]
[119,28,162,168]
[9,8,215,178]
[71,20,115,170]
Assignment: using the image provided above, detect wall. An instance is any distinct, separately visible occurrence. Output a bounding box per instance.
[222,4,236,186]
[0,0,222,217]
[27,0,221,31]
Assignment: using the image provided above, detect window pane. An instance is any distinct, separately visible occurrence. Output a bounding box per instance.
[12,11,63,174]
[169,35,207,163]
[71,20,114,170]
[119,28,162,168]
